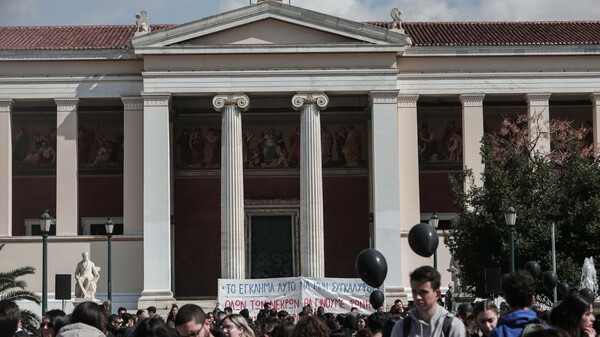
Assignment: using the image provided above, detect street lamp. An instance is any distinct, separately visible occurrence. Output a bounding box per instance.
[105,217,114,313]
[429,212,440,270]
[504,206,517,273]
[39,209,54,315]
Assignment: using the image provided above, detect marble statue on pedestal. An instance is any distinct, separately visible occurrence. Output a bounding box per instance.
[74,251,100,300]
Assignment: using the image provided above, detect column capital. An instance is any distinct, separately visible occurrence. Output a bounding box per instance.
[369,90,400,105]
[292,93,329,111]
[525,93,551,106]
[213,94,250,112]
[590,93,600,105]
[397,95,419,108]
[459,93,485,107]
[55,98,79,112]
[142,93,171,106]
[0,98,12,113]
[122,96,144,111]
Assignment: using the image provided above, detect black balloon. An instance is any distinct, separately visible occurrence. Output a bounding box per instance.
[542,271,558,291]
[557,282,570,299]
[579,288,596,303]
[370,289,385,309]
[408,223,439,257]
[355,249,388,288]
[524,261,541,279]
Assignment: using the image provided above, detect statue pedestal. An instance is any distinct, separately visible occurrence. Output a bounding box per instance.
[72,297,101,307]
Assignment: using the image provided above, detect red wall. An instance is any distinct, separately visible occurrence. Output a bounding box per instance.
[12,176,56,235]
[173,174,369,297]
[419,171,460,213]
[78,176,124,232]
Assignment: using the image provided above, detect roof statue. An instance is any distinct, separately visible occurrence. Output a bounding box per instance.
[389,8,405,33]
[135,11,151,36]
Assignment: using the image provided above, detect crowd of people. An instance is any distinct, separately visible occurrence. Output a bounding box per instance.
[1,266,599,337]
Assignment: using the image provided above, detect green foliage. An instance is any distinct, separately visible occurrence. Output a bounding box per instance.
[445,116,600,297]
[0,244,41,334]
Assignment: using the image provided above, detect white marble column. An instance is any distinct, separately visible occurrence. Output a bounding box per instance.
[0,99,12,236]
[460,94,485,189]
[213,94,249,279]
[591,93,600,157]
[369,91,402,291]
[122,97,144,235]
[55,98,79,236]
[138,93,175,308]
[525,93,552,156]
[292,93,328,278]
[397,95,421,231]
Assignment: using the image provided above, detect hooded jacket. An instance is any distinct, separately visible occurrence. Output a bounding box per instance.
[57,322,105,337]
[489,309,538,337]
[390,305,466,337]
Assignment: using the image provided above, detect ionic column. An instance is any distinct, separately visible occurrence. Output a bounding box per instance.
[213,94,249,279]
[292,93,328,278]
[122,97,144,235]
[0,99,12,236]
[369,91,401,290]
[591,93,600,157]
[460,94,485,189]
[525,93,552,156]
[138,93,175,308]
[55,98,79,236]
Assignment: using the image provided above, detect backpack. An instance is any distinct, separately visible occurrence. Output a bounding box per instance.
[403,313,455,337]
[519,319,550,337]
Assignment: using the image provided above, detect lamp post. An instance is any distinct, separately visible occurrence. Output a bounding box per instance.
[429,212,440,270]
[105,217,114,313]
[39,209,53,315]
[504,207,517,273]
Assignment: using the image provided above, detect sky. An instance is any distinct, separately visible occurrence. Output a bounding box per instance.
[1,0,600,27]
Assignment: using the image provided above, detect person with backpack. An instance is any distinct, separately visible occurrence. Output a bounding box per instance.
[390,266,466,337]
[489,271,547,337]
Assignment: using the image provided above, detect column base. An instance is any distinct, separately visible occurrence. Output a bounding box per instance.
[137,290,175,311]
[384,286,408,308]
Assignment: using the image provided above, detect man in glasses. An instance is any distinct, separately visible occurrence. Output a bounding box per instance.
[175,304,214,337]
[106,314,124,337]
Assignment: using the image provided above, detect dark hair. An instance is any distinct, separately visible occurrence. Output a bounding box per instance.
[118,307,127,313]
[410,266,442,290]
[44,309,69,335]
[293,316,329,337]
[264,302,272,309]
[550,294,591,337]
[133,317,170,337]
[147,306,157,314]
[175,304,206,327]
[272,320,295,337]
[277,310,289,320]
[473,300,498,318]
[367,312,388,334]
[224,307,233,314]
[70,301,105,331]
[502,271,536,308]
[0,300,20,337]
[526,327,572,337]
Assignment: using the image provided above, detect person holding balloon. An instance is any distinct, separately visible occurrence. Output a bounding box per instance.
[389,266,466,337]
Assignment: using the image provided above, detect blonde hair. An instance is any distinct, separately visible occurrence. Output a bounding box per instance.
[224,314,256,337]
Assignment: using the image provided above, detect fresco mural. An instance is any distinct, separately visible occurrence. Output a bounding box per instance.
[12,122,57,172]
[417,117,463,169]
[78,119,124,171]
[174,120,367,170]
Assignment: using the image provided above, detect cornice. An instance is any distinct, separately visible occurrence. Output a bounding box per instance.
[0,49,137,61]
[398,72,600,80]
[143,69,397,79]
[397,95,419,107]
[402,44,600,57]
[0,76,142,85]
[55,98,79,111]
[142,93,171,106]
[121,97,144,111]
[459,94,485,107]
[525,93,552,106]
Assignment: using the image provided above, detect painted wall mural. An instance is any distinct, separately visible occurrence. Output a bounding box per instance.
[174,121,367,170]
[12,123,57,171]
[78,120,124,171]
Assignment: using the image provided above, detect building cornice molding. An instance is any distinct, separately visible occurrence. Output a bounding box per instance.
[459,94,485,107]
[369,90,400,104]
[0,98,13,112]
[525,93,552,105]
[55,98,79,111]
[143,69,397,79]
[0,76,142,85]
[142,93,171,106]
[398,71,600,80]
[402,45,600,57]
[397,94,419,107]
[0,50,137,61]
[122,97,144,111]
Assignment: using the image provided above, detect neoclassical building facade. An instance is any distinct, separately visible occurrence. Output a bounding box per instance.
[1,0,600,312]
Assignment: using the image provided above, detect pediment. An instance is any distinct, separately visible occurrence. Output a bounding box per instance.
[131,1,407,54]
[184,18,360,46]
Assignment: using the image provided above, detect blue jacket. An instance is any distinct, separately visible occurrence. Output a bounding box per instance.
[489,309,538,337]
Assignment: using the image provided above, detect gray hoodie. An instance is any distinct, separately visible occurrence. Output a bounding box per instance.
[390,305,465,337]
[57,322,105,337]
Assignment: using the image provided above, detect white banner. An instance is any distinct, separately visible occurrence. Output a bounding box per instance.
[218,277,377,319]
